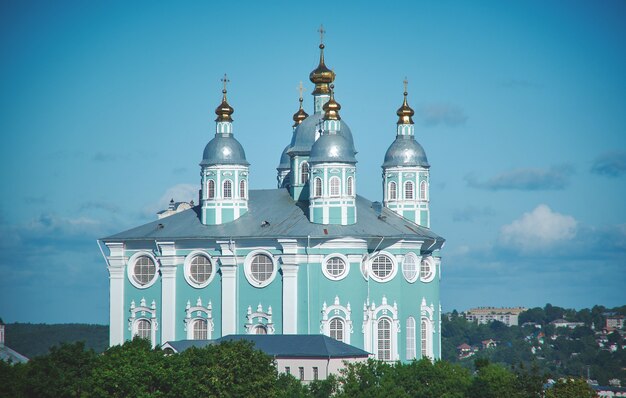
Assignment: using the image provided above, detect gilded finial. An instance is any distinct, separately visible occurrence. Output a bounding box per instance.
[310,25,335,95]
[323,83,341,121]
[396,77,414,125]
[215,73,234,122]
[292,81,309,127]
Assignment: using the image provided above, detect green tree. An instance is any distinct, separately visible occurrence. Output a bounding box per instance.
[544,378,597,398]
[24,341,97,398]
[468,363,520,398]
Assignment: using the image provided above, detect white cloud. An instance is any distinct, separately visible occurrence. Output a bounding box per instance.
[499,204,577,252]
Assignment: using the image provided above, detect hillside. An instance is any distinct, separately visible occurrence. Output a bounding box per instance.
[5,323,108,358]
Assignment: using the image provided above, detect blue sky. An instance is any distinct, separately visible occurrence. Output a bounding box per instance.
[1,1,625,324]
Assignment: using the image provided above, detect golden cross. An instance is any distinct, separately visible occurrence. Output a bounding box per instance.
[221,73,230,91]
[318,25,325,44]
[403,77,408,93]
[297,81,304,99]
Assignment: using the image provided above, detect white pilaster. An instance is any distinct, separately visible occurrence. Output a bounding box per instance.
[220,261,238,336]
[281,264,299,334]
[160,265,177,343]
[108,265,125,346]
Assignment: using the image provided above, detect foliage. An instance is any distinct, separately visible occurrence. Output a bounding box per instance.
[544,378,598,398]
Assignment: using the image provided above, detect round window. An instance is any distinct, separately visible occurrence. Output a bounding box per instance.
[190,255,212,284]
[402,253,418,283]
[420,257,434,282]
[133,256,156,286]
[250,254,274,283]
[326,257,346,277]
[371,255,393,279]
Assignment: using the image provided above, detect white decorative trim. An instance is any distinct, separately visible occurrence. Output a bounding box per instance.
[281,263,298,334]
[320,296,353,344]
[127,251,160,289]
[184,298,214,339]
[321,253,350,281]
[220,265,237,335]
[368,251,398,283]
[245,303,275,334]
[183,251,217,288]
[402,252,419,283]
[420,255,436,283]
[243,250,278,288]
[129,298,158,347]
[420,297,434,359]
[362,296,400,361]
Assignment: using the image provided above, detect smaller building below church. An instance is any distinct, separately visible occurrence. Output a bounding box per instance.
[163,334,369,382]
[0,319,29,364]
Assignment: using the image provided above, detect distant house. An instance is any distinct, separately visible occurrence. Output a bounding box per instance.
[462,307,527,327]
[550,319,585,329]
[606,315,625,332]
[162,334,370,382]
[0,318,29,364]
[481,339,497,349]
[456,343,475,359]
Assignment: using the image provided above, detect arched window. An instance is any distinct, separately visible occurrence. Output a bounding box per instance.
[406,317,416,360]
[136,319,151,340]
[254,325,268,334]
[346,176,353,196]
[421,319,428,358]
[223,180,232,198]
[377,318,392,361]
[314,177,322,197]
[193,319,208,340]
[388,182,397,200]
[329,176,340,196]
[239,179,246,199]
[301,162,309,184]
[420,180,428,200]
[207,180,215,199]
[405,181,414,199]
[329,318,345,342]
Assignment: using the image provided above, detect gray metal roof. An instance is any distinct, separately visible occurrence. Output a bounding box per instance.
[277,144,290,170]
[0,345,29,364]
[287,112,355,156]
[103,189,444,249]
[382,136,430,168]
[164,334,370,358]
[309,133,357,164]
[200,133,249,166]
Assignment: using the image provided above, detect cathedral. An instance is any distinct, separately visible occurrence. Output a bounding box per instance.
[100,34,445,362]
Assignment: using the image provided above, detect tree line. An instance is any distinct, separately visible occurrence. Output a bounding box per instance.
[0,338,597,398]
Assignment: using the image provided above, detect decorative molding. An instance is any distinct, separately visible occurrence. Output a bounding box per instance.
[245,304,275,334]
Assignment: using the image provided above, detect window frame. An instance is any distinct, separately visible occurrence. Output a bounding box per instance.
[321,253,350,281]
[223,179,233,198]
[244,250,278,288]
[329,176,341,197]
[301,162,309,184]
[405,181,414,200]
[239,179,247,199]
[346,176,354,196]
[127,251,159,289]
[192,318,208,340]
[406,317,416,360]
[420,180,428,200]
[368,252,398,283]
[377,317,392,361]
[134,318,152,341]
[314,176,322,197]
[329,317,345,342]
[420,256,436,283]
[207,179,215,199]
[388,181,397,200]
[184,251,217,288]
[402,252,419,283]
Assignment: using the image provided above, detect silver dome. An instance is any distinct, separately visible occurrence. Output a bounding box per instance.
[382,136,429,168]
[287,113,355,156]
[200,134,249,166]
[309,134,357,164]
[277,144,291,170]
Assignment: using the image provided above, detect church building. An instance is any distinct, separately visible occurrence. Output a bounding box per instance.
[99,34,445,362]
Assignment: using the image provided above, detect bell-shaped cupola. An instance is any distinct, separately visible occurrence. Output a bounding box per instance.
[200,75,250,225]
[309,85,357,225]
[382,79,430,227]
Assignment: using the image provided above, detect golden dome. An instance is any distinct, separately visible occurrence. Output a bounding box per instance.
[396,79,414,125]
[292,96,309,127]
[323,84,341,121]
[215,74,234,122]
[309,44,336,95]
